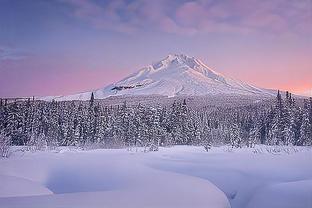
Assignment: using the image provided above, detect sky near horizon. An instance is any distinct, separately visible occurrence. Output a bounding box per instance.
[0,0,311,97]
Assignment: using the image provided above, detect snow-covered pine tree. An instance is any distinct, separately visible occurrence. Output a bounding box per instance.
[90,92,95,107]
[267,90,285,145]
[299,100,312,145]
[6,101,24,145]
[147,107,160,151]
[0,131,11,157]
[21,98,33,145]
[72,102,83,146]
[188,111,201,145]
[180,99,190,144]
[230,121,242,148]
[282,92,296,145]
[248,125,260,148]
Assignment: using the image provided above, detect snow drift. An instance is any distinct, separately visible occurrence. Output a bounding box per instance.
[0,148,230,208]
[0,146,311,208]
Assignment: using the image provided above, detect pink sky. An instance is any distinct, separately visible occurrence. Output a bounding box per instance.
[0,0,311,97]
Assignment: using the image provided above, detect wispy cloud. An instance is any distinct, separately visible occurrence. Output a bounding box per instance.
[0,46,30,62]
[174,0,312,35]
[60,0,312,36]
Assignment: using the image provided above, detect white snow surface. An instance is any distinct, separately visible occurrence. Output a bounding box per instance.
[44,54,275,101]
[0,147,229,208]
[0,145,311,208]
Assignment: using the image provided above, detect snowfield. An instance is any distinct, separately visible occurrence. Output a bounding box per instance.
[0,145,311,208]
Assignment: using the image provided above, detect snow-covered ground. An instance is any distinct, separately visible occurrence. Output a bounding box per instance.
[0,145,311,208]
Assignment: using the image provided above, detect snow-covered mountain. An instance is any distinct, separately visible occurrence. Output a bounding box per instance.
[45,54,275,101]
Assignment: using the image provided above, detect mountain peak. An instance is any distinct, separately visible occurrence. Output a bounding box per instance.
[166,53,193,60]
[152,53,200,71]
[45,54,275,101]
[164,53,195,63]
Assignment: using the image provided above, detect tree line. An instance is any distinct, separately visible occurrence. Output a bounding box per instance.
[0,91,311,156]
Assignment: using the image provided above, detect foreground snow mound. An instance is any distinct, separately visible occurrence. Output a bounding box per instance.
[45,54,275,101]
[145,145,312,208]
[0,149,230,208]
[0,175,52,197]
[1,145,311,208]
[247,179,312,208]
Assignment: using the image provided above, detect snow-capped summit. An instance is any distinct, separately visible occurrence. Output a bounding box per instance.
[152,53,226,82]
[46,54,275,101]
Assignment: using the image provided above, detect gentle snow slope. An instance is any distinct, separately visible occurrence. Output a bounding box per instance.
[145,146,312,208]
[0,146,311,208]
[0,148,229,208]
[46,54,275,101]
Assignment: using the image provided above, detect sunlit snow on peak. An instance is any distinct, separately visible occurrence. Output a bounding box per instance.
[44,54,276,101]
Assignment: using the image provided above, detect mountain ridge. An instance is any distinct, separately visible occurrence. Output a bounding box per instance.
[43,54,276,101]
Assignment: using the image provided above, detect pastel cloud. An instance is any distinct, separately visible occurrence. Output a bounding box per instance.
[61,0,312,36]
[0,46,30,62]
[175,0,311,35]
